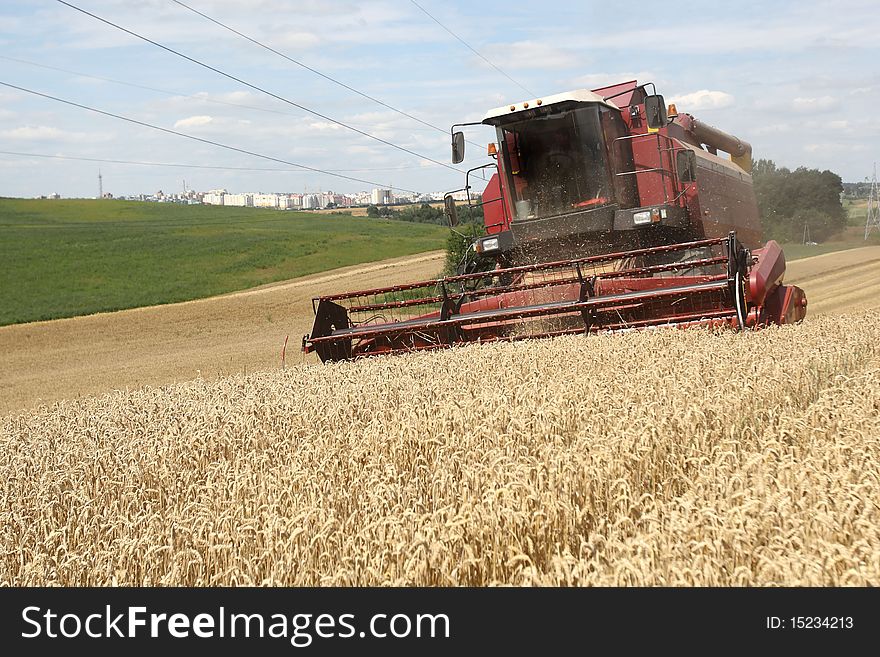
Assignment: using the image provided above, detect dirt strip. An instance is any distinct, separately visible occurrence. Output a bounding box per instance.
[1,251,445,414]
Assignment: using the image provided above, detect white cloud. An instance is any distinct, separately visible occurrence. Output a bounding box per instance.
[0,125,111,143]
[580,16,877,55]
[187,91,263,104]
[668,90,735,111]
[270,31,322,51]
[0,16,23,31]
[569,72,656,90]
[173,115,214,129]
[70,76,109,87]
[348,111,399,124]
[792,96,836,112]
[804,142,865,153]
[347,145,383,155]
[1,126,65,140]
[308,121,345,132]
[752,123,792,136]
[481,40,577,71]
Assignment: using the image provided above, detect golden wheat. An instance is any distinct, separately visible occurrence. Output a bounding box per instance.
[1,310,878,586]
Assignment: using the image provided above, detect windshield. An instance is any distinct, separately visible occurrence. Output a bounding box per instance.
[497,104,611,221]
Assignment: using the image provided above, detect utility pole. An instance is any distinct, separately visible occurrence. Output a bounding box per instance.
[866,163,879,240]
[98,169,103,199]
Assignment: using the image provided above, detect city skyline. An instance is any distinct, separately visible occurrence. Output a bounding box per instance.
[1,0,878,198]
[45,175,470,211]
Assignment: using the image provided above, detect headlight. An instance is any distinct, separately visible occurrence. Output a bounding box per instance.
[633,209,663,225]
[479,237,500,253]
[633,210,652,225]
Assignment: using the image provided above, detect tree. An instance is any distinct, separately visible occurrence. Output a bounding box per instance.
[394,202,445,225]
[366,204,379,218]
[751,159,846,243]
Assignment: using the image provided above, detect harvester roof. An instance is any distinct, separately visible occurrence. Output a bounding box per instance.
[482,89,620,125]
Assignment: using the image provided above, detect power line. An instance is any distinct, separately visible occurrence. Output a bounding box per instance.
[0,150,440,173]
[0,54,441,132]
[0,54,300,119]
[170,0,476,144]
[0,81,422,194]
[55,0,461,173]
[409,0,536,98]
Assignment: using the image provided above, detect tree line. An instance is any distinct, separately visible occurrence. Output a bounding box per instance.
[842,181,873,199]
[365,201,482,225]
[751,159,846,243]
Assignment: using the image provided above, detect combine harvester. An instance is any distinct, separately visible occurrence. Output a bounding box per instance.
[303,80,807,362]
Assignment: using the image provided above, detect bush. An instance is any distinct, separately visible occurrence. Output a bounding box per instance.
[395,203,445,225]
[444,222,485,275]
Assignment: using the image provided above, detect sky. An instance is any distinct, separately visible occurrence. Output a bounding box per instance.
[1,0,878,198]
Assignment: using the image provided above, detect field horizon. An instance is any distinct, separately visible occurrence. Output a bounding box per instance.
[4,196,878,329]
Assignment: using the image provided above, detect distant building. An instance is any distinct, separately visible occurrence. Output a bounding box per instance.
[353,191,372,205]
[225,193,253,207]
[253,193,279,208]
[371,188,392,205]
[301,193,322,210]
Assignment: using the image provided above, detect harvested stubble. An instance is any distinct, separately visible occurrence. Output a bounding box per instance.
[2,310,879,586]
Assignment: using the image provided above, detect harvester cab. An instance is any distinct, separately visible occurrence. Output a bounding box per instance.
[303,80,806,362]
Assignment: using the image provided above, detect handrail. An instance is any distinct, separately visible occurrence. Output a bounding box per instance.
[612,132,687,205]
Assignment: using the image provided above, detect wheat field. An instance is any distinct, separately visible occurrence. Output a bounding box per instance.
[2,311,879,586]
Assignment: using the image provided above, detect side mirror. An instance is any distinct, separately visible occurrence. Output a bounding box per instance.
[451,131,465,164]
[677,149,697,182]
[443,194,459,227]
[644,94,667,130]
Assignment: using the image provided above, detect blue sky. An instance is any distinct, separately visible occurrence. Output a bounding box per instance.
[1,0,878,198]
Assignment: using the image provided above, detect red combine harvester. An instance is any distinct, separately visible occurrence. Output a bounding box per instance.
[303,80,807,362]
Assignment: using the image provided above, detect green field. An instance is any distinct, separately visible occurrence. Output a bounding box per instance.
[776,199,878,260]
[844,198,868,227]
[0,198,447,326]
[780,222,880,262]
